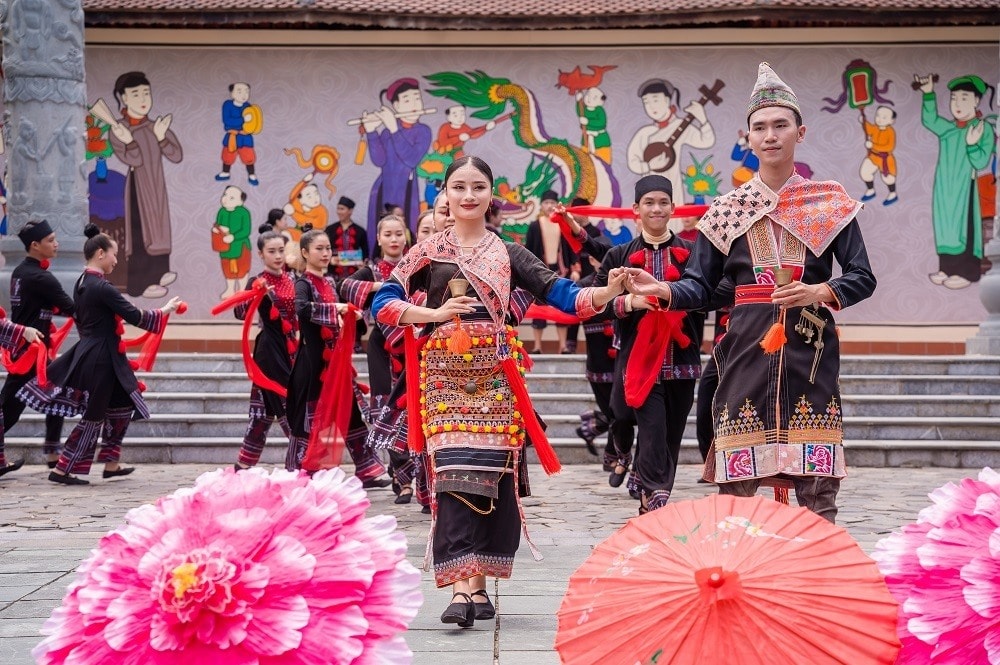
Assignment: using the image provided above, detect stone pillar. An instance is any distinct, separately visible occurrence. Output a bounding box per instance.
[0,0,88,306]
[967,41,1000,356]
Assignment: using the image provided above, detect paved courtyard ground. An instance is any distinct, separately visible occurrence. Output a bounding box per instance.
[0,462,978,664]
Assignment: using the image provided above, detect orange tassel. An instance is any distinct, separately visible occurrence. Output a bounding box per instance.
[773,486,790,504]
[446,315,472,355]
[759,310,787,354]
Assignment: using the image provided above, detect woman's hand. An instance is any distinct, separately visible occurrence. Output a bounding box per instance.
[20,326,41,344]
[160,297,183,314]
[606,268,629,295]
[630,295,658,312]
[434,296,476,323]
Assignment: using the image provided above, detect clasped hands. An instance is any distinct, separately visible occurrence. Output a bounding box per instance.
[611,267,831,309]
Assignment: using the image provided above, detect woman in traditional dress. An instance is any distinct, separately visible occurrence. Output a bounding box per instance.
[284,225,390,487]
[19,224,182,485]
[232,224,298,470]
[372,156,626,628]
[340,215,417,502]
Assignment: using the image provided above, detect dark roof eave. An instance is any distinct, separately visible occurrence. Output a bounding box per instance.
[84,9,1000,32]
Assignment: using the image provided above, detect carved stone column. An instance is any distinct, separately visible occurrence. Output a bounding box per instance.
[0,0,88,305]
[967,44,1000,356]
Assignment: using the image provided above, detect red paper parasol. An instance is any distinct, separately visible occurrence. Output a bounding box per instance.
[556,494,900,665]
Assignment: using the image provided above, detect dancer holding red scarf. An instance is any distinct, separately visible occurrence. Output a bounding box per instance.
[284,226,390,487]
[595,175,704,514]
[231,224,298,470]
[372,156,626,629]
[0,220,75,473]
[18,225,182,485]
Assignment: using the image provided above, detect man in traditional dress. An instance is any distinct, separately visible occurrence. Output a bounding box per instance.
[595,175,703,513]
[625,63,876,523]
[326,196,369,284]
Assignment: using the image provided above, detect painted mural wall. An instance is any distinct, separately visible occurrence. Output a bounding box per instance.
[19,43,1000,322]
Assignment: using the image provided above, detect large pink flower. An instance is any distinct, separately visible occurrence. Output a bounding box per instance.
[873,467,1000,664]
[34,467,423,664]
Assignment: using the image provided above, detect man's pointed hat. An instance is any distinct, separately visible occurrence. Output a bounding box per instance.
[747,62,801,120]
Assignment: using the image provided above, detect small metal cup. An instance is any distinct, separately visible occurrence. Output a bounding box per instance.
[448,278,470,298]
[774,267,794,287]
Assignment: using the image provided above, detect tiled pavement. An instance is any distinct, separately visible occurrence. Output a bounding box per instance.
[0,462,979,664]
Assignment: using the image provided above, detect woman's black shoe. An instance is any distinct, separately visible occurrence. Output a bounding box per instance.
[471,589,495,620]
[394,487,413,505]
[0,459,25,478]
[608,464,628,488]
[421,505,432,514]
[440,592,475,628]
[102,467,135,479]
[362,475,392,489]
[48,471,89,486]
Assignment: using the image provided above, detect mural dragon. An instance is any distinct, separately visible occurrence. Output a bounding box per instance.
[424,70,622,221]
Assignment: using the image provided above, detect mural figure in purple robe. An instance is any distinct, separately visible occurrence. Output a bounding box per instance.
[359,78,433,249]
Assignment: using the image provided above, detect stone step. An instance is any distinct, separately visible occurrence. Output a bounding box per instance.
[125,371,1000,397]
[108,352,1000,377]
[124,391,1000,419]
[6,437,999,469]
[8,411,999,441]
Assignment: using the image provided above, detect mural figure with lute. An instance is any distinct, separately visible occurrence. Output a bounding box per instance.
[626,78,723,202]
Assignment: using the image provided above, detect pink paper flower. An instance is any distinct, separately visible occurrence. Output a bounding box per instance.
[34,467,423,665]
[873,467,1000,664]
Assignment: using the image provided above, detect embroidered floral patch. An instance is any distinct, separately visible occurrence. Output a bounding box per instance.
[805,444,834,474]
[725,448,754,479]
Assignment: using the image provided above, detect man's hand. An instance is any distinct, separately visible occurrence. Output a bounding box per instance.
[771,281,832,308]
[622,268,666,299]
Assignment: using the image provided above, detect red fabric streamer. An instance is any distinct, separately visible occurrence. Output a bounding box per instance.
[211,281,287,398]
[624,310,691,407]
[500,356,561,476]
[548,212,584,253]
[566,204,709,220]
[1,339,49,386]
[48,318,74,360]
[124,302,187,373]
[301,306,359,472]
[524,304,580,325]
[404,327,426,454]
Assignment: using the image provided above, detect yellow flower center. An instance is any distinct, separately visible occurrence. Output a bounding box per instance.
[171,562,199,599]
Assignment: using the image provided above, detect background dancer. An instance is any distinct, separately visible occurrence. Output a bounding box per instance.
[284,226,391,487]
[596,175,704,514]
[0,219,75,471]
[19,225,183,485]
[232,224,298,470]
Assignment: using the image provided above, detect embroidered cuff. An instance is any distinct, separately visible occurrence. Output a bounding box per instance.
[574,287,606,320]
[613,295,630,319]
[310,302,340,327]
[0,320,24,351]
[340,279,376,310]
[138,309,165,334]
[377,299,412,327]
